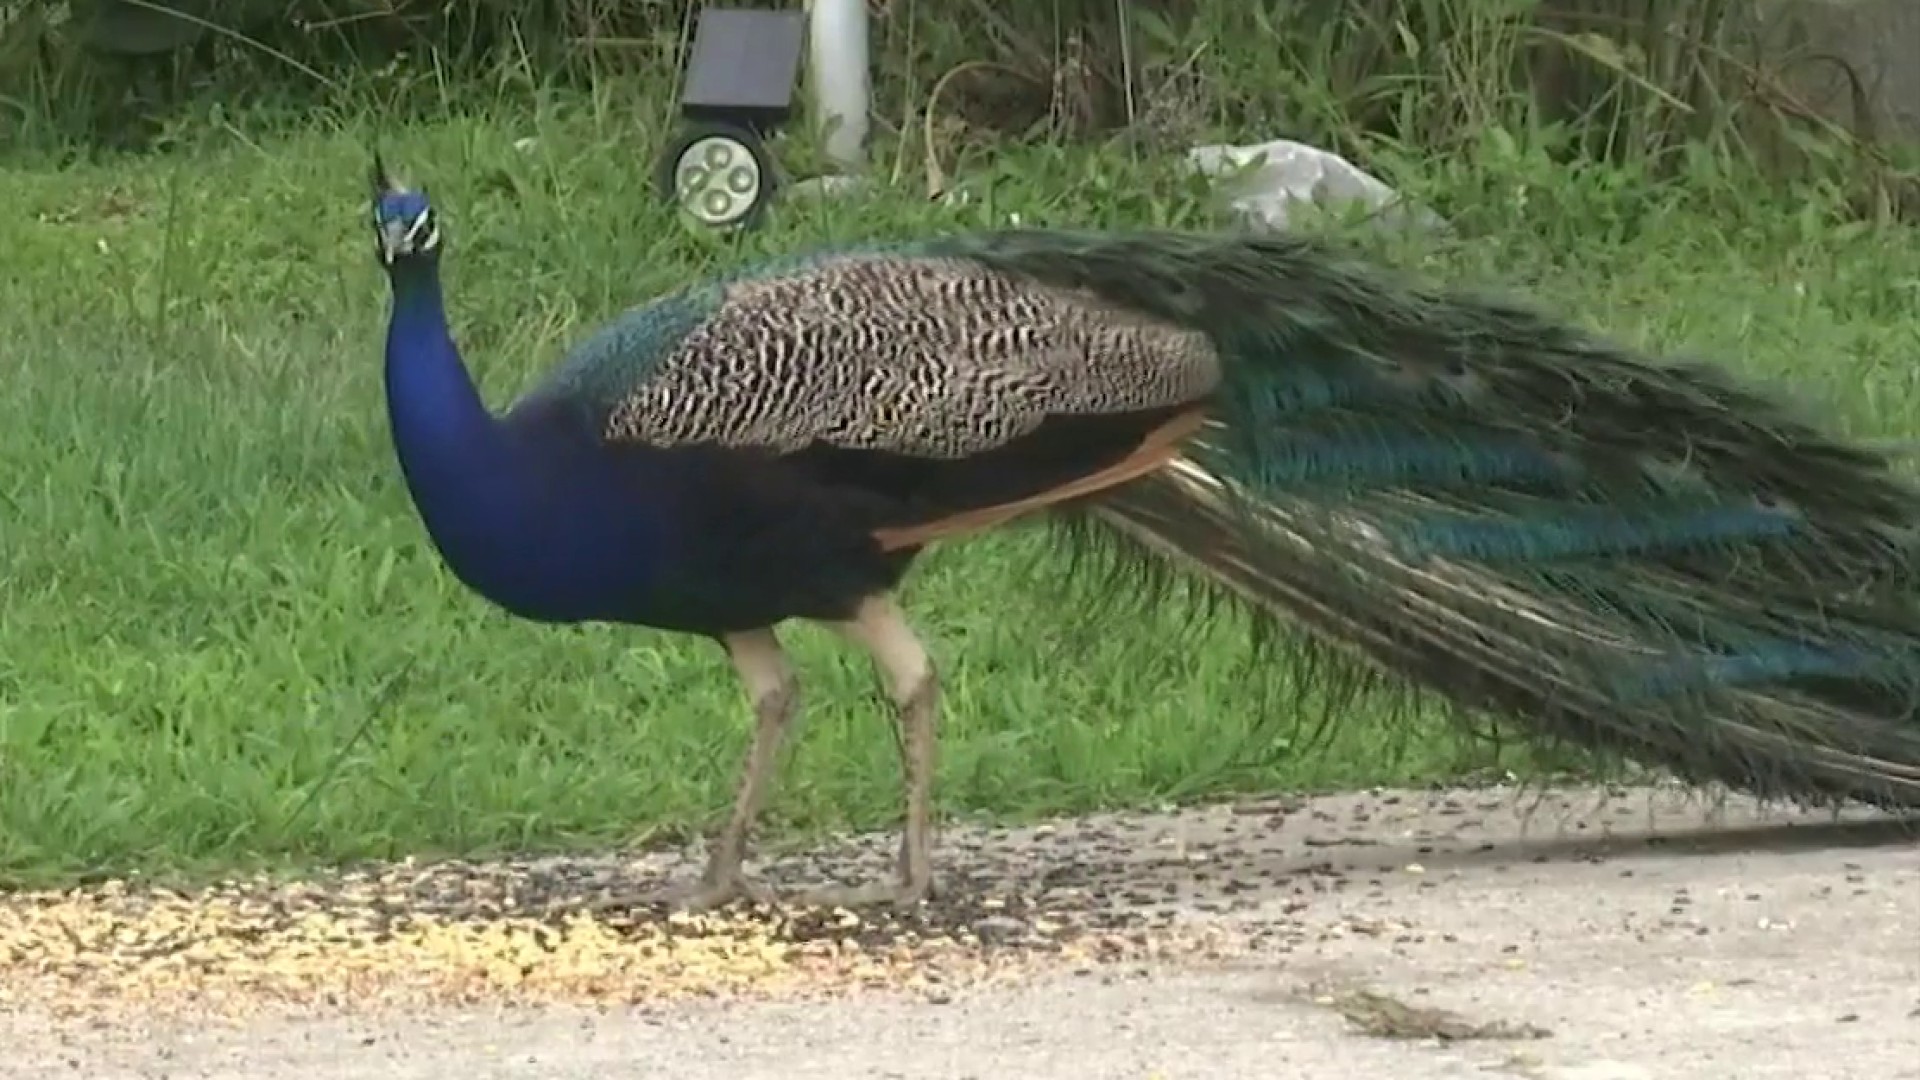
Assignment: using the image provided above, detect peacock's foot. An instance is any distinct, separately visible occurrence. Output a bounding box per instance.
[657,872,778,913]
[793,873,939,913]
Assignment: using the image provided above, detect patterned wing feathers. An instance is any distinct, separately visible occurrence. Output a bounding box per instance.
[602,255,1222,458]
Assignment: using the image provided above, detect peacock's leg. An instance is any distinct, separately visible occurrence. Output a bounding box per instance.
[641,628,795,913]
[799,594,940,911]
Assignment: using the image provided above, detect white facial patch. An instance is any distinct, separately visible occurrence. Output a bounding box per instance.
[405,208,440,252]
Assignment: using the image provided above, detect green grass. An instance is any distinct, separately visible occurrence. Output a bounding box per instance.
[3,92,1919,890]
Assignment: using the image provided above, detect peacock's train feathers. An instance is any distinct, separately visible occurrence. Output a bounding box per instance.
[375,173,1920,909]
[934,230,1920,809]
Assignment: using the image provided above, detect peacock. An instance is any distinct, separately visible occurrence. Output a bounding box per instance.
[371,156,1920,913]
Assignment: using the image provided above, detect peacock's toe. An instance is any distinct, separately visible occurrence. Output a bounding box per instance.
[791,873,938,913]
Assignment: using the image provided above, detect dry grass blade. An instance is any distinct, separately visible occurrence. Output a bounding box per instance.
[919,59,1039,199]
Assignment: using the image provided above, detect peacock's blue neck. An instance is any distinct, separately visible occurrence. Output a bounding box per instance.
[382,260,684,627]
[384,265,497,468]
[383,262,566,619]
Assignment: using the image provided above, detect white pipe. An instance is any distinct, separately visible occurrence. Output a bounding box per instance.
[807,0,871,171]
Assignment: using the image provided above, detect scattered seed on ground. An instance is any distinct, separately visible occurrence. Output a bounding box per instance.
[0,870,1255,1020]
[0,803,1329,1021]
[4,786,1858,1023]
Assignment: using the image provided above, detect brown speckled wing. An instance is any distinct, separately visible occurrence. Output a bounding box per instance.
[602,254,1221,457]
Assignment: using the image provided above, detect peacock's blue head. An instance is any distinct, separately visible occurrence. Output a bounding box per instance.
[369,152,443,270]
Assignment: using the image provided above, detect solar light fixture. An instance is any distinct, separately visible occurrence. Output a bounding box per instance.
[655,7,808,230]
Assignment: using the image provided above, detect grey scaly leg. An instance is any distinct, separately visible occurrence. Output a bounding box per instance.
[800,594,940,910]
[645,628,794,913]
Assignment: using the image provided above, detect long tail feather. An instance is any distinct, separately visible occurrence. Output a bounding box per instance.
[938,229,1920,810]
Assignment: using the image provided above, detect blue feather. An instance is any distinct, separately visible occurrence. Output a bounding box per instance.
[1608,642,1890,702]
[1224,365,1378,420]
[1222,433,1575,490]
[1388,504,1799,563]
[524,285,719,413]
